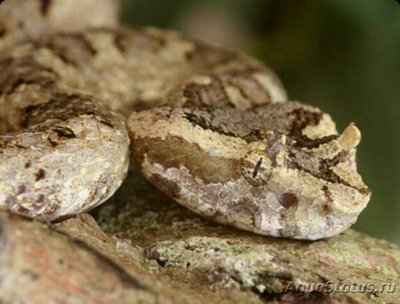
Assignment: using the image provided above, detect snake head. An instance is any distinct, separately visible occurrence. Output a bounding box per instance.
[240,123,371,238]
[129,103,370,240]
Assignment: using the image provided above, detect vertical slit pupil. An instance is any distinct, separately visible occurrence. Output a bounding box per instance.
[252,157,263,179]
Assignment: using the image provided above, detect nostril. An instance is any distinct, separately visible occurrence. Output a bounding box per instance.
[276,193,298,208]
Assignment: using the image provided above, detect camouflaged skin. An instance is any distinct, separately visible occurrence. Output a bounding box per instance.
[0,0,370,238]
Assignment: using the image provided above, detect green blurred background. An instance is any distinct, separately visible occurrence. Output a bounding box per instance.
[121,0,400,243]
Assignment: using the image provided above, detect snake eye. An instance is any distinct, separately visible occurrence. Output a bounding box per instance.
[240,149,273,186]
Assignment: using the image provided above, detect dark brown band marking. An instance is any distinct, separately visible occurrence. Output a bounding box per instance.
[288,151,370,195]
[53,127,76,139]
[186,40,237,68]
[0,57,57,97]
[0,23,6,37]
[294,134,338,149]
[184,111,237,138]
[39,0,52,16]
[183,77,231,107]
[39,33,97,66]
[290,108,322,137]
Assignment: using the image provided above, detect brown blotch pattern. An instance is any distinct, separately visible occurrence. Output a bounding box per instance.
[39,0,52,16]
[35,169,46,181]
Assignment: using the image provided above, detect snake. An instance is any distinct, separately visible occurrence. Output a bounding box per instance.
[0,0,370,240]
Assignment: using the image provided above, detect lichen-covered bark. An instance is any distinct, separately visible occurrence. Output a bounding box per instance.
[0,211,157,303]
[1,171,399,303]
[92,172,400,303]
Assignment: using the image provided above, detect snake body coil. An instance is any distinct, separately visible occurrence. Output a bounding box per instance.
[0,0,370,239]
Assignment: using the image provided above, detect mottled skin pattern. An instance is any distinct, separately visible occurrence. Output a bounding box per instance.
[0,0,370,238]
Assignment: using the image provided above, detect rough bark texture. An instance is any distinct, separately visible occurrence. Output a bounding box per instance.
[1,170,397,303]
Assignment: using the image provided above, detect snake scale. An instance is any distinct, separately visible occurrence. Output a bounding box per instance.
[0,0,370,240]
